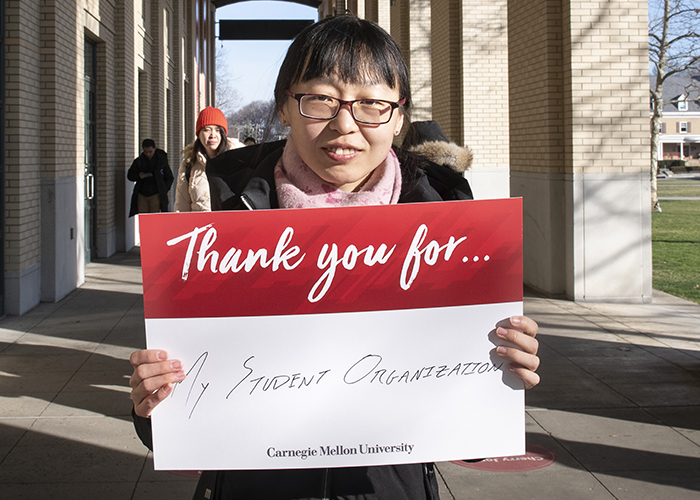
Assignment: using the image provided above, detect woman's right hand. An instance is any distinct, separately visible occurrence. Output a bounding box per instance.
[129,349,186,418]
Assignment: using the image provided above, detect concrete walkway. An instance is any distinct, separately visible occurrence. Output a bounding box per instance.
[1,249,699,499]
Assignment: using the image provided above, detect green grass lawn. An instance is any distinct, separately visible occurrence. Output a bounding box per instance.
[652,184,700,304]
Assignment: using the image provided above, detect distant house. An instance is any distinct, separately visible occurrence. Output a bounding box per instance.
[652,74,700,161]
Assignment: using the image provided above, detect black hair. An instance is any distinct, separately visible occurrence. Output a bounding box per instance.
[273,15,411,116]
[142,138,156,149]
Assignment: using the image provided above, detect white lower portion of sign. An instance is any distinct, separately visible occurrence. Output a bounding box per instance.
[146,302,524,470]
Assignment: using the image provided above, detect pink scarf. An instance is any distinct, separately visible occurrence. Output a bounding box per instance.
[274,136,402,208]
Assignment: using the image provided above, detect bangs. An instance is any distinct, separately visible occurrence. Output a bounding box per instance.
[279,16,409,95]
[294,27,402,89]
[274,15,412,115]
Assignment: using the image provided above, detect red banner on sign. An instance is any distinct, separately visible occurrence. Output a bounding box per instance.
[139,199,522,319]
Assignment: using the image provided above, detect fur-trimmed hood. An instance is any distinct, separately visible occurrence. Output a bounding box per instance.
[408,140,473,173]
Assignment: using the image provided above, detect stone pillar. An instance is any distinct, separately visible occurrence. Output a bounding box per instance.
[390,0,431,122]
[365,0,390,32]
[431,0,463,144]
[508,0,567,296]
[5,0,43,314]
[150,0,168,147]
[115,0,137,252]
[347,0,365,18]
[509,0,652,302]
[40,1,83,303]
[458,0,511,199]
[91,13,118,259]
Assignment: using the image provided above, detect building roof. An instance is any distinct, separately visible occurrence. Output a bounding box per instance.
[651,73,700,113]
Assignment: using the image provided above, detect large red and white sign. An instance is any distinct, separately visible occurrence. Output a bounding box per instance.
[139,199,524,470]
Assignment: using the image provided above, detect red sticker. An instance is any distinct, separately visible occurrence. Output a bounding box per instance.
[452,444,557,472]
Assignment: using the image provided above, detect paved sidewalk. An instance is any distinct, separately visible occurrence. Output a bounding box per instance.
[1,249,699,499]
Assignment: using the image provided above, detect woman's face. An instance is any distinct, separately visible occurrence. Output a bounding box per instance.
[278,76,405,192]
[198,126,222,158]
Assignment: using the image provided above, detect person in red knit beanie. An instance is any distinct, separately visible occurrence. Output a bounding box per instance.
[195,106,228,137]
[175,107,242,211]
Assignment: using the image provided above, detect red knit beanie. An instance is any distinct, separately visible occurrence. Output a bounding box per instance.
[196,107,228,135]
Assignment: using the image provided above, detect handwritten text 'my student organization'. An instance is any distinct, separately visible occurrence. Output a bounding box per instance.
[173,351,504,419]
[166,224,470,302]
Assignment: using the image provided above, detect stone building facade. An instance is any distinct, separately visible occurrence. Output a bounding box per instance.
[4,0,218,315]
[3,0,653,315]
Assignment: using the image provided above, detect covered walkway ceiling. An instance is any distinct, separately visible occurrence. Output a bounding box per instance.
[213,0,320,40]
[218,19,314,39]
[212,0,321,8]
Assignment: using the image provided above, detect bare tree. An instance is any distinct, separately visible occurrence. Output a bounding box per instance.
[649,0,700,211]
[215,45,242,117]
[228,100,288,142]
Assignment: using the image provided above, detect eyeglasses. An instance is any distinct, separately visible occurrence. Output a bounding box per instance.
[285,90,406,125]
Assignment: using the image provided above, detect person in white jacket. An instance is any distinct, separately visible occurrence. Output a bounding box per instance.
[175,107,242,211]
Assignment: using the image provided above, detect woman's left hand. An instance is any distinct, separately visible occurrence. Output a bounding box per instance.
[495,315,540,389]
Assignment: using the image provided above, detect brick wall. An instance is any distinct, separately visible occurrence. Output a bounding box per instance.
[363,0,390,32]
[508,0,565,174]
[95,18,117,237]
[5,0,42,273]
[509,0,652,301]
[509,0,649,174]
[40,1,81,179]
[460,0,510,169]
[402,0,432,122]
[564,0,649,175]
[4,0,210,314]
[431,0,463,143]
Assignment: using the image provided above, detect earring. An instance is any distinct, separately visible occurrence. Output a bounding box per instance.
[394,129,401,136]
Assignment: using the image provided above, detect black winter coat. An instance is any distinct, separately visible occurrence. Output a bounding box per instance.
[133,141,473,500]
[205,140,473,211]
[127,148,174,217]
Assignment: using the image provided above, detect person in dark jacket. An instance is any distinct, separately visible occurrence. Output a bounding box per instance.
[129,15,540,500]
[401,120,473,176]
[127,138,174,217]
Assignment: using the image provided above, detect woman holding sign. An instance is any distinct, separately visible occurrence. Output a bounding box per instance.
[130,14,540,500]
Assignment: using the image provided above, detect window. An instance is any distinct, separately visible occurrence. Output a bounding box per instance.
[679,122,688,133]
[678,100,688,111]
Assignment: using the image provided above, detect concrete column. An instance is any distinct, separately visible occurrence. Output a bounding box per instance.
[5,0,43,314]
[114,0,137,252]
[150,0,168,147]
[39,1,82,304]
[347,0,365,18]
[390,0,431,122]
[509,0,652,302]
[431,0,463,144]
[365,0,390,32]
[458,0,510,199]
[90,12,118,259]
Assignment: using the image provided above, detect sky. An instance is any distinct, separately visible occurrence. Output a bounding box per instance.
[215,1,319,108]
